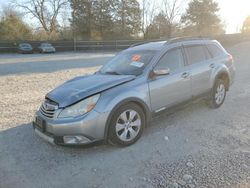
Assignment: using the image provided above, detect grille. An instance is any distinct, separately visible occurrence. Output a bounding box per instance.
[39,99,58,118]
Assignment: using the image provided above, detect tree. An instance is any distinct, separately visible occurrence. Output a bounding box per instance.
[146,12,171,39]
[0,8,32,40]
[70,0,141,40]
[143,0,184,39]
[112,0,142,39]
[91,0,115,39]
[70,0,93,39]
[13,0,68,39]
[242,16,250,33]
[181,0,224,36]
[162,0,184,38]
[141,0,158,39]
[70,0,115,40]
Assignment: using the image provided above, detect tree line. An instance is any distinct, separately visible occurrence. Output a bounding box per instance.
[0,0,245,41]
[70,0,141,40]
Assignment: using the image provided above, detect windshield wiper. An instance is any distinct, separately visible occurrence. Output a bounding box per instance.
[104,71,122,75]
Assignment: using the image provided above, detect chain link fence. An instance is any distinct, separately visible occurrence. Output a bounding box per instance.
[1,33,250,53]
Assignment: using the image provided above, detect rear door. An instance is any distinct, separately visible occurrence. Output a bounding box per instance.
[183,45,213,97]
[149,47,192,112]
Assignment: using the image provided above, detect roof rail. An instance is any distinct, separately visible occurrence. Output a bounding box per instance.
[165,36,211,45]
[129,36,210,48]
[129,41,149,48]
[129,39,166,48]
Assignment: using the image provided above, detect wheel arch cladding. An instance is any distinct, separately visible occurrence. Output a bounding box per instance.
[215,72,230,91]
[104,97,151,141]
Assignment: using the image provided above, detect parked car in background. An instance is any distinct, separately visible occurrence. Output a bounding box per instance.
[33,37,235,147]
[18,43,33,54]
[38,42,56,53]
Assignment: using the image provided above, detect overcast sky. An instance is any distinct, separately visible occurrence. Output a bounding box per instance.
[0,0,249,34]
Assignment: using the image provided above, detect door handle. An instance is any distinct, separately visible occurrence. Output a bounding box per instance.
[181,72,190,78]
[209,63,215,68]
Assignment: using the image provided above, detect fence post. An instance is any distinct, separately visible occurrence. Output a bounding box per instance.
[74,38,76,52]
[115,40,117,51]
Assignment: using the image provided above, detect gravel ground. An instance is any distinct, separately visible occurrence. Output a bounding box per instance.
[0,45,250,188]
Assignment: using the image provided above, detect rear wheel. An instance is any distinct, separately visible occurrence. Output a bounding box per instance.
[108,103,145,146]
[208,79,226,108]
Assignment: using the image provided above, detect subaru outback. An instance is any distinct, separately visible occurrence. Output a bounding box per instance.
[33,38,235,146]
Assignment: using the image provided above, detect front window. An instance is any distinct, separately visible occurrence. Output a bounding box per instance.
[41,43,52,47]
[155,48,184,72]
[20,43,31,48]
[99,50,156,76]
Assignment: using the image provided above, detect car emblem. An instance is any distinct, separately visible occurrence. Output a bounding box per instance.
[44,103,49,110]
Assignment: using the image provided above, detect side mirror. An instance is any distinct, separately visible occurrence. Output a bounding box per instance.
[153,68,170,76]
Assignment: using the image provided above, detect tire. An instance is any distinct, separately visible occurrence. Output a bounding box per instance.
[208,79,227,108]
[108,103,145,146]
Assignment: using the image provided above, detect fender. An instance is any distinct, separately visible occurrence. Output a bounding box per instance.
[103,97,152,142]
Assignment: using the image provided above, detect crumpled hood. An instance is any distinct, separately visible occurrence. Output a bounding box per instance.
[46,74,135,107]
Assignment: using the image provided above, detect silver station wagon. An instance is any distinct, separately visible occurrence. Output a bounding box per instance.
[33,38,235,146]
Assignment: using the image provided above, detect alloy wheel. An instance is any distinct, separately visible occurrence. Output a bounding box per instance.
[115,110,141,142]
[215,83,225,105]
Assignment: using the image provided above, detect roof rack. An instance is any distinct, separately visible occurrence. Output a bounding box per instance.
[129,36,211,48]
[129,39,166,48]
[129,41,149,48]
[165,36,211,45]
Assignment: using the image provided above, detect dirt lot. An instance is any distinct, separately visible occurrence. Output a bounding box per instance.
[0,46,249,188]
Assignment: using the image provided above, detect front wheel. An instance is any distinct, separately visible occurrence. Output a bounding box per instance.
[208,79,227,108]
[108,103,145,146]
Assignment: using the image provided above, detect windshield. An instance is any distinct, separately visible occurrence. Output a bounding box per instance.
[20,43,31,48]
[99,50,156,76]
[41,43,52,47]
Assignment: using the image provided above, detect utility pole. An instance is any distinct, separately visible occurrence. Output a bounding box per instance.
[73,9,76,52]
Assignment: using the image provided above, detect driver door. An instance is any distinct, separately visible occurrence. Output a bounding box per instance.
[149,47,192,112]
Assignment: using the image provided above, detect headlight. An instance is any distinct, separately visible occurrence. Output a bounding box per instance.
[58,94,100,118]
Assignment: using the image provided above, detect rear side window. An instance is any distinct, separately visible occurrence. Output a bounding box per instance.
[207,44,225,57]
[155,48,184,72]
[203,46,212,59]
[185,45,207,64]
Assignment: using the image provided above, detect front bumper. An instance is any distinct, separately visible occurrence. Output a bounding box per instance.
[33,127,55,145]
[33,109,109,146]
[19,49,33,53]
